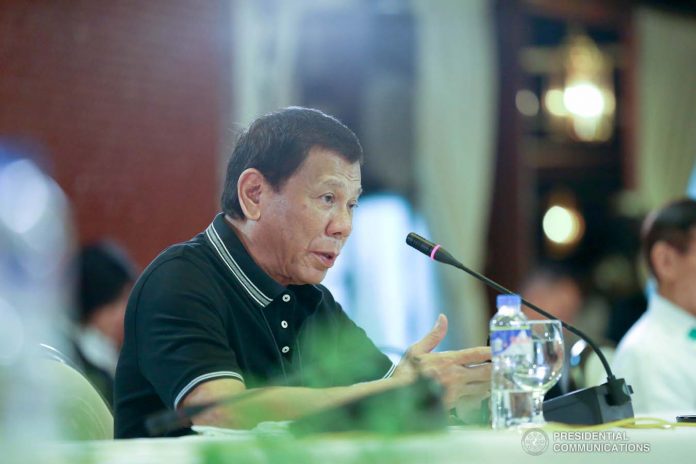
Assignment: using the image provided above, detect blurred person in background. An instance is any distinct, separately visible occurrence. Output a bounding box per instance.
[613,198,696,414]
[73,242,136,406]
[521,266,583,325]
[520,266,584,397]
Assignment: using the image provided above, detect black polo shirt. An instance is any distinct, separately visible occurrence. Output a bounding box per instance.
[114,213,394,438]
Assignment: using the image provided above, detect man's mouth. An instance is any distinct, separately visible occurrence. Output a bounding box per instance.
[311,251,337,267]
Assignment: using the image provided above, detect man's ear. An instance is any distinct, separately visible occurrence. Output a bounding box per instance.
[651,241,678,283]
[237,168,267,221]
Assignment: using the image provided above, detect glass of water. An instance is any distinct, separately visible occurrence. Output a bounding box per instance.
[510,320,564,424]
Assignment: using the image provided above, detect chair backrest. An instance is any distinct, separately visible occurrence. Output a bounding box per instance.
[39,344,113,440]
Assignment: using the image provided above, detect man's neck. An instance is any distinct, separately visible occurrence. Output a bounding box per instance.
[225,214,251,248]
[223,214,290,287]
[656,288,696,318]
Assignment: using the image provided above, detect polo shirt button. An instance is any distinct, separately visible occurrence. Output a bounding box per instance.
[281,320,288,329]
[282,294,291,303]
[281,346,290,354]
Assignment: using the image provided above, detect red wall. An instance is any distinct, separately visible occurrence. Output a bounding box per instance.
[0,0,230,268]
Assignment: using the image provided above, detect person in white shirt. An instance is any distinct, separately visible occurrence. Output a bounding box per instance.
[614,198,696,415]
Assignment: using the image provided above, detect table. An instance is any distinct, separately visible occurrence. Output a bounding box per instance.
[9,424,695,464]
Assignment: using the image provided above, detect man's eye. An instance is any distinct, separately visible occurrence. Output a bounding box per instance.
[322,194,335,204]
[349,202,359,210]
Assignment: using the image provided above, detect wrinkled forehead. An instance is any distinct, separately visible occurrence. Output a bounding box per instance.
[297,148,361,185]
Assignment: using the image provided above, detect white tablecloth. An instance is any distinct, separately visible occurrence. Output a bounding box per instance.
[9,424,695,464]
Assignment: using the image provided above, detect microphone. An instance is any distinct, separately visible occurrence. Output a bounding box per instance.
[406,232,634,425]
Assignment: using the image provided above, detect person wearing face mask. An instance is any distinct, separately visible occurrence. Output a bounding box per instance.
[73,242,135,407]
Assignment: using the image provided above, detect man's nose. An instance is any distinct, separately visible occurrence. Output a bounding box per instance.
[327,207,352,239]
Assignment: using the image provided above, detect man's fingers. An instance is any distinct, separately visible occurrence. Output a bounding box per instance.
[444,381,491,409]
[458,346,491,365]
[459,380,491,396]
[448,383,491,400]
[408,314,448,356]
[462,363,492,383]
[450,382,490,403]
[429,363,491,386]
[411,347,492,409]
[428,346,491,366]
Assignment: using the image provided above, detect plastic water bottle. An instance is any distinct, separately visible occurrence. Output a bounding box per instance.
[490,294,533,429]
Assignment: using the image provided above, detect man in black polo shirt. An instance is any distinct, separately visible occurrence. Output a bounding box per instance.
[114,107,491,438]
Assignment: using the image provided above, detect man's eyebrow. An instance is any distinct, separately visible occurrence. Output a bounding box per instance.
[319,179,363,197]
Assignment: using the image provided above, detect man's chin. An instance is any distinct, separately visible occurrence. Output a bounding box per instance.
[300,269,328,285]
[284,268,328,286]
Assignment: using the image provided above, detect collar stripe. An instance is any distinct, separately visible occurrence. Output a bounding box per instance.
[381,362,397,379]
[205,224,273,307]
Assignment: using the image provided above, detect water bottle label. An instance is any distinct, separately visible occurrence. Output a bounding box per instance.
[490,328,532,356]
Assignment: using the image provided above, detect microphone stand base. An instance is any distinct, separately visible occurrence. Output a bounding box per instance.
[543,380,634,425]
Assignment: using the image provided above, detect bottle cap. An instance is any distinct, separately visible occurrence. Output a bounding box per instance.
[496,294,521,308]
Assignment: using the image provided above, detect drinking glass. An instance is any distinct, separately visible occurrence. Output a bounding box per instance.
[510,320,564,424]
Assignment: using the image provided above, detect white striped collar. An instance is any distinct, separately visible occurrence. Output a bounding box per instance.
[204,214,284,307]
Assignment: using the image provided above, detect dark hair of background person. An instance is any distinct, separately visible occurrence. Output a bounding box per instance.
[520,263,584,293]
[77,241,137,324]
[641,198,696,280]
[519,263,585,322]
[221,107,364,219]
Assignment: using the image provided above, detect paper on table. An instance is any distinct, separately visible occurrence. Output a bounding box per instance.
[192,421,292,438]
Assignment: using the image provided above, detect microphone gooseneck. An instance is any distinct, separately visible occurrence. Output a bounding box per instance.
[405,232,618,384]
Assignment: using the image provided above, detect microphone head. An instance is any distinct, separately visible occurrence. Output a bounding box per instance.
[406,233,460,267]
[406,232,436,256]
